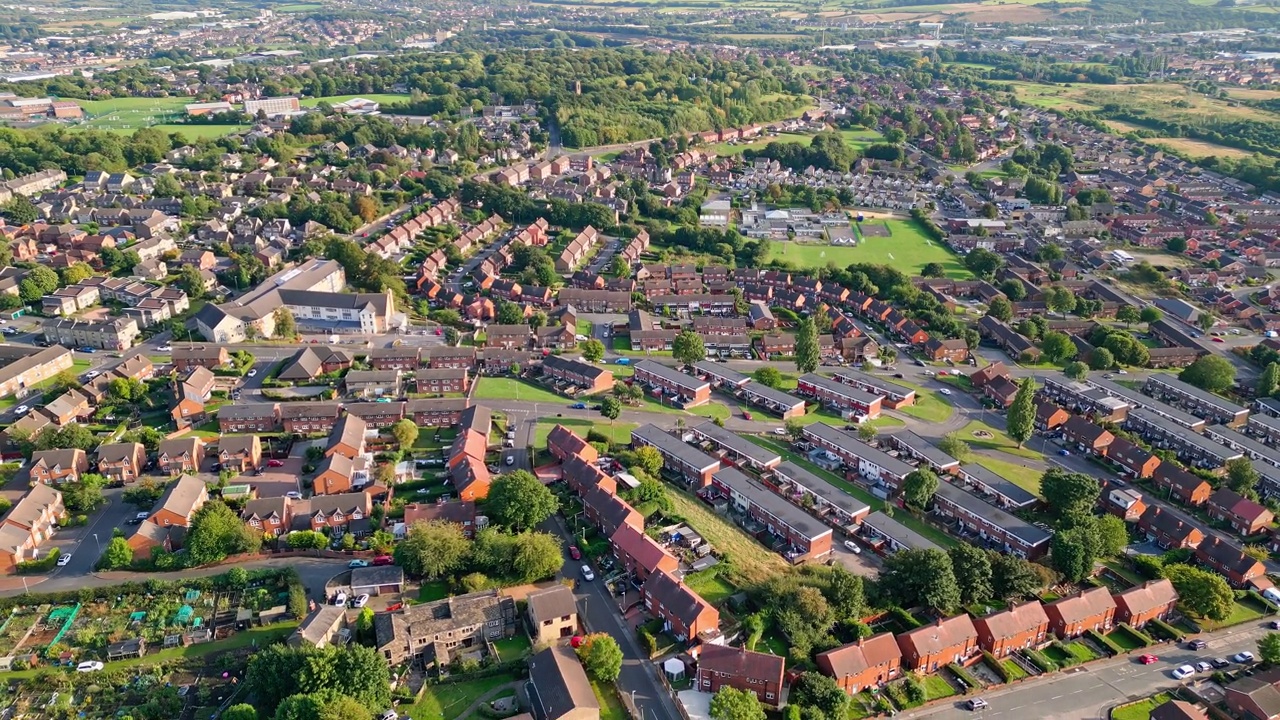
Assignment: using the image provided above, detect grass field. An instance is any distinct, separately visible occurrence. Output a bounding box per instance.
[892,381,955,423]
[473,377,574,404]
[710,132,812,156]
[1110,693,1172,720]
[682,567,738,605]
[959,420,1044,460]
[299,93,412,108]
[407,674,519,720]
[1010,81,1280,126]
[1146,137,1255,160]
[767,219,970,278]
[974,454,1045,497]
[533,418,638,448]
[667,486,789,588]
[840,127,885,149]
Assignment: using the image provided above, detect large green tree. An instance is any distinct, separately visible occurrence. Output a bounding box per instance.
[1180,355,1236,394]
[577,633,623,683]
[902,468,939,510]
[795,317,820,374]
[486,471,559,531]
[949,543,994,606]
[672,330,707,365]
[1050,527,1096,582]
[881,548,960,613]
[1006,377,1036,448]
[789,672,850,719]
[710,687,766,720]
[185,500,261,566]
[395,520,471,579]
[990,553,1046,601]
[1164,563,1234,621]
[1040,469,1101,528]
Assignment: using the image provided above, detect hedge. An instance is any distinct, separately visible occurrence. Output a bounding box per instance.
[1118,623,1155,647]
[1024,648,1058,673]
[16,553,59,574]
[1147,618,1185,642]
[948,662,980,692]
[983,651,1013,683]
[1088,629,1123,656]
[1051,641,1083,668]
[888,606,924,630]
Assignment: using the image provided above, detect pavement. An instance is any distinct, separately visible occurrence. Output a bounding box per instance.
[902,620,1278,720]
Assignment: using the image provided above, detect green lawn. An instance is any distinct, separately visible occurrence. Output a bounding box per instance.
[1111,693,1172,720]
[789,406,905,428]
[1108,626,1148,652]
[1000,658,1029,681]
[682,568,738,605]
[473,377,577,404]
[958,420,1044,460]
[1194,600,1265,631]
[576,319,594,337]
[896,391,955,424]
[632,394,730,421]
[839,127,885,149]
[611,337,672,357]
[924,674,957,700]
[710,132,813,156]
[533,418,638,449]
[746,435,956,548]
[299,93,413,108]
[665,487,789,589]
[492,634,532,661]
[593,680,629,720]
[974,455,1044,498]
[418,581,450,602]
[407,674,519,720]
[766,219,970,279]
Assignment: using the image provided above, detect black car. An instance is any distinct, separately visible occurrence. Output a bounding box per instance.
[1211,658,1231,669]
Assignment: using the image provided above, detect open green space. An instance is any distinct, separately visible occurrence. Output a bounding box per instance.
[406,673,519,720]
[492,634,532,661]
[299,93,413,108]
[746,435,957,548]
[923,674,957,700]
[958,420,1044,460]
[665,486,789,588]
[533,418,638,449]
[611,337,672,357]
[418,581,451,602]
[473,377,577,404]
[766,219,970,279]
[277,3,325,11]
[1111,693,1172,720]
[973,454,1044,498]
[894,389,955,424]
[593,680,629,720]
[1193,598,1267,631]
[682,567,738,605]
[1107,626,1148,652]
[839,127,884,149]
[710,132,812,156]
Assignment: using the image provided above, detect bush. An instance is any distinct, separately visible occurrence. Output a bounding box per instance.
[1117,623,1154,647]
[983,651,1012,683]
[1147,618,1184,642]
[16,553,59,574]
[888,606,924,630]
[1050,641,1082,667]
[1088,629,1123,656]
[638,628,657,657]
[902,676,926,705]
[948,663,979,692]
[1024,648,1058,673]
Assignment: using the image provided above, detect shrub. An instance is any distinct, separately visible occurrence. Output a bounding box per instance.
[1117,623,1154,647]
[1050,642,1081,667]
[1147,618,1184,642]
[888,606,923,630]
[1024,649,1057,673]
[948,662,980,691]
[983,651,1012,683]
[1088,629,1123,656]
[16,553,59,574]
[902,676,926,705]
[638,628,657,657]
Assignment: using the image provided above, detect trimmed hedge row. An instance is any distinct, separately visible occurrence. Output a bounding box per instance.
[948,662,980,692]
[983,651,1013,683]
[1088,629,1124,656]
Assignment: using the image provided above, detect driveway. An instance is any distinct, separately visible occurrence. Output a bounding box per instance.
[253,458,304,498]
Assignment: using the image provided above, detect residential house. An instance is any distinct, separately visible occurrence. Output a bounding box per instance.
[218,435,262,473]
[642,569,720,643]
[373,589,516,666]
[156,437,204,476]
[1224,668,1280,720]
[146,475,208,529]
[1113,579,1178,629]
[28,449,87,485]
[525,585,578,646]
[896,615,979,671]
[1151,465,1213,507]
[1137,506,1205,550]
[816,633,902,695]
[974,601,1050,658]
[525,645,599,720]
[1195,536,1267,587]
[96,442,146,483]
[1043,587,1116,638]
[1207,488,1275,535]
[696,644,785,708]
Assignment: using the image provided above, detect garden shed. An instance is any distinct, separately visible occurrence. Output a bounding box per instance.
[107,638,146,660]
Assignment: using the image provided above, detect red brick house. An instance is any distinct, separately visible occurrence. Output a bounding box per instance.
[1113,579,1178,628]
[643,569,721,643]
[1061,415,1115,455]
[896,615,979,672]
[922,337,970,363]
[974,601,1050,658]
[157,437,204,476]
[610,523,678,581]
[582,485,643,538]
[1043,587,1116,638]
[1152,465,1213,506]
[1138,506,1205,550]
[1207,488,1275,536]
[816,633,902,695]
[28,449,88,485]
[969,362,1009,388]
[1225,667,1280,720]
[1195,536,1267,588]
[1106,438,1162,479]
[1036,402,1070,432]
[242,497,291,537]
[548,425,598,464]
[696,644,785,708]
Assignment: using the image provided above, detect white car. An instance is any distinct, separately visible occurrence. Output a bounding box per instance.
[332,592,347,606]
[581,565,595,581]
[772,428,787,436]
[286,491,302,500]
[353,594,370,608]
[843,540,862,554]
[135,512,149,521]
[84,371,101,380]
[56,553,72,567]
[1195,661,1213,673]
[75,661,104,672]
[939,388,953,396]
[14,405,29,416]
[1234,651,1256,663]
[157,345,172,352]
[505,455,515,466]
[1172,664,1196,680]
[247,369,258,378]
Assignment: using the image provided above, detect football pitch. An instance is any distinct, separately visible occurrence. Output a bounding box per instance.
[766,219,970,278]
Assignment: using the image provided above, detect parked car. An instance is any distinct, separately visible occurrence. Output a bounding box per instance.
[372,555,394,566]
[569,546,581,560]
[135,512,150,522]
[1187,639,1207,651]
[14,405,28,416]
[1058,449,1071,456]
[247,368,258,377]
[286,491,302,500]
[742,410,753,420]
[78,347,96,353]
[569,402,587,409]
[1172,665,1196,680]
[353,594,370,609]
[938,388,953,396]
[843,540,861,554]
[1138,654,1159,665]
[267,459,284,468]
[967,698,989,711]
[76,661,104,672]
[1196,662,1213,673]
[505,455,515,466]
[1211,658,1231,669]
[581,565,595,581]
[1234,651,1256,663]
[772,428,787,436]
[1270,620,1280,630]
[348,560,369,569]
[332,592,347,606]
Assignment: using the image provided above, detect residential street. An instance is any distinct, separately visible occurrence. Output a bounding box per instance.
[903,620,1277,720]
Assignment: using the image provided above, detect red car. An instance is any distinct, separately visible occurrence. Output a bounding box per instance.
[569,546,581,560]
[372,555,394,566]
[267,459,284,468]
[1212,337,1225,343]
[1138,654,1159,665]
[743,410,753,420]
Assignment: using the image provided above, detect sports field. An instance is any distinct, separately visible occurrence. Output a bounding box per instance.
[766,219,970,278]
[299,93,413,108]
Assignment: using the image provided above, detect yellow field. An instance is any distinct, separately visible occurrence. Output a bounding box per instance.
[1146,137,1255,160]
[1223,87,1280,101]
[1011,82,1280,125]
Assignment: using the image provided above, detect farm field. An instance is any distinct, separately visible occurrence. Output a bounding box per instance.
[299,93,412,108]
[1009,81,1280,125]
[766,219,970,278]
[1146,137,1255,160]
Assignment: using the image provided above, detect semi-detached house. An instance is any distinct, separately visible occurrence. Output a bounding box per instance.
[816,633,903,695]
[642,569,720,643]
[1044,587,1116,639]
[974,601,1049,658]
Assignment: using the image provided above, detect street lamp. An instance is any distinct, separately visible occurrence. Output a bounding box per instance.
[92,533,100,553]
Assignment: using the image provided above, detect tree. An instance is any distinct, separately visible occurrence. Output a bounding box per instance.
[788,672,850,719]
[1051,527,1096,582]
[902,468,939,510]
[390,419,418,449]
[600,395,621,423]
[286,530,328,550]
[964,248,1003,279]
[1164,563,1234,621]
[610,253,631,278]
[98,536,133,570]
[795,317,820,374]
[581,338,605,362]
[857,423,877,442]
[1259,363,1280,398]
[1180,355,1236,394]
[1198,312,1216,332]
[1091,514,1129,558]
[986,296,1013,323]
[272,307,297,340]
[1040,331,1077,364]
[881,548,961,613]
[1140,306,1163,326]
[1046,287,1076,318]
[108,376,147,403]
[577,633,622,683]
[274,695,327,720]
[672,330,706,365]
[176,263,207,301]
[938,432,971,462]
[1226,457,1260,499]
[3,196,38,224]
[710,687,766,720]
[990,553,1045,601]
[247,643,390,715]
[184,501,260,566]
[752,367,783,388]
[59,262,93,286]
[1116,305,1140,327]
[1089,347,1115,371]
[396,521,471,579]
[496,300,524,325]
[949,543,994,606]
[921,262,946,278]
[487,470,558,531]
[1166,237,1188,253]
[223,705,258,720]
[319,696,372,720]
[509,530,563,582]
[1064,361,1088,380]
[1006,378,1036,448]
[1259,633,1280,666]
[1041,469,1101,528]
[19,265,58,303]
[633,445,663,476]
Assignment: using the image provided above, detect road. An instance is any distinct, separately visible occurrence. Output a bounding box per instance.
[903,620,1277,720]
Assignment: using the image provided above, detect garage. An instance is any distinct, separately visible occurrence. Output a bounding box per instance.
[350,566,404,596]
